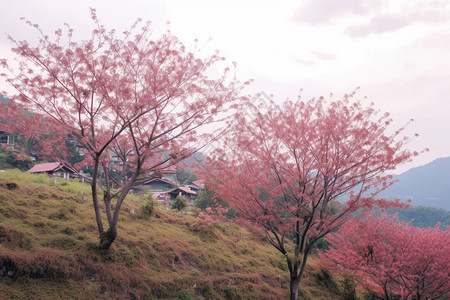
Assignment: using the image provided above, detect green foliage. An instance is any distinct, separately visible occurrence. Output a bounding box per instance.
[62,227,73,235]
[387,205,450,229]
[48,207,71,220]
[176,168,198,185]
[194,187,216,210]
[315,268,340,295]
[45,235,78,250]
[64,140,85,166]
[341,275,357,300]
[363,293,379,300]
[194,186,235,218]
[177,289,198,300]
[314,237,330,252]
[0,152,9,169]
[0,147,34,171]
[140,194,158,217]
[224,287,236,300]
[201,281,222,299]
[171,195,188,211]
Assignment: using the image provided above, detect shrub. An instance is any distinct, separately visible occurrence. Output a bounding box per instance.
[0,147,34,171]
[170,195,187,212]
[177,289,198,300]
[141,195,158,217]
[341,275,357,300]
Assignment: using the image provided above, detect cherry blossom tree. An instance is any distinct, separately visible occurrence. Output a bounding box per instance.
[203,91,419,300]
[0,9,247,249]
[320,213,450,300]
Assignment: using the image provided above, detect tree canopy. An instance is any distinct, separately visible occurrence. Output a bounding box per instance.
[321,213,450,300]
[204,91,418,300]
[0,9,247,249]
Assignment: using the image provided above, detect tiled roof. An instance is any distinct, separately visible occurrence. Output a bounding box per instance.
[191,180,205,189]
[142,177,177,186]
[168,187,197,195]
[27,162,77,173]
[27,162,63,173]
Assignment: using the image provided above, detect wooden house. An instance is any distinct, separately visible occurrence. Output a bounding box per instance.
[27,162,78,180]
[140,178,177,197]
[167,186,197,203]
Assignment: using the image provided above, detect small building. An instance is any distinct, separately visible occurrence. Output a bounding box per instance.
[27,162,78,180]
[167,187,197,206]
[140,178,177,197]
[189,180,204,192]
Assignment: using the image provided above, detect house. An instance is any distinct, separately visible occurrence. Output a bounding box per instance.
[27,162,78,180]
[189,180,205,193]
[140,177,177,198]
[137,165,179,197]
[167,187,197,206]
[138,165,202,207]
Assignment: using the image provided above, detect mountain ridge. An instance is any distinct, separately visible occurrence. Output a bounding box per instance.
[381,156,450,210]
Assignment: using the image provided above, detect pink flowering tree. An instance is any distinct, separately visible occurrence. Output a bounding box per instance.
[320,214,450,300]
[203,91,419,300]
[0,9,247,249]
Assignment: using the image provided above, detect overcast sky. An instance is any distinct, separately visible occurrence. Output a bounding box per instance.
[1,0,449,173]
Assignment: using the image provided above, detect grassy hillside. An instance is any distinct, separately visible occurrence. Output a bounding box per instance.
[0,170,352,299]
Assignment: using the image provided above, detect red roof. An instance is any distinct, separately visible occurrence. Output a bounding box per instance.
[168,187,197,195]
[191,180,205,189]
[27,162,76,173]
[27,162,63,173]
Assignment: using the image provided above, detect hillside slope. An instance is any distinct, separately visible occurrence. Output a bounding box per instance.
[0,170,348,300]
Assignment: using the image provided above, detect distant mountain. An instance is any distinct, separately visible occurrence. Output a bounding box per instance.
[379,157,450,211]
[181,151,206,167]
[0,94,8,103]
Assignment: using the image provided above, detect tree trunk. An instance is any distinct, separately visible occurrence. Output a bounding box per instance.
[99,228,117,250]
[91,158,104,234]
[290,275,300,300]
[288,249,310,300]
[97,158,141,250]
[104,191,113,226]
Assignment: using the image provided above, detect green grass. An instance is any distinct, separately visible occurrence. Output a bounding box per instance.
[0,169,351,299]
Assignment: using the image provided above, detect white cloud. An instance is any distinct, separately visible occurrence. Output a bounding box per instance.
[345,14,411,37]
[344,0,450,38]
[292,0,380,25]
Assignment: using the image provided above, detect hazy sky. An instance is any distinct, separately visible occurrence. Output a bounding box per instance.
[1,0,449,173]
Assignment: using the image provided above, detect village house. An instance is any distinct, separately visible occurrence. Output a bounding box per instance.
[137,165,202,208]
[166,186,197,206]
[140,177,177,198]
[188,180,205,197]
[27,162,81,181]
